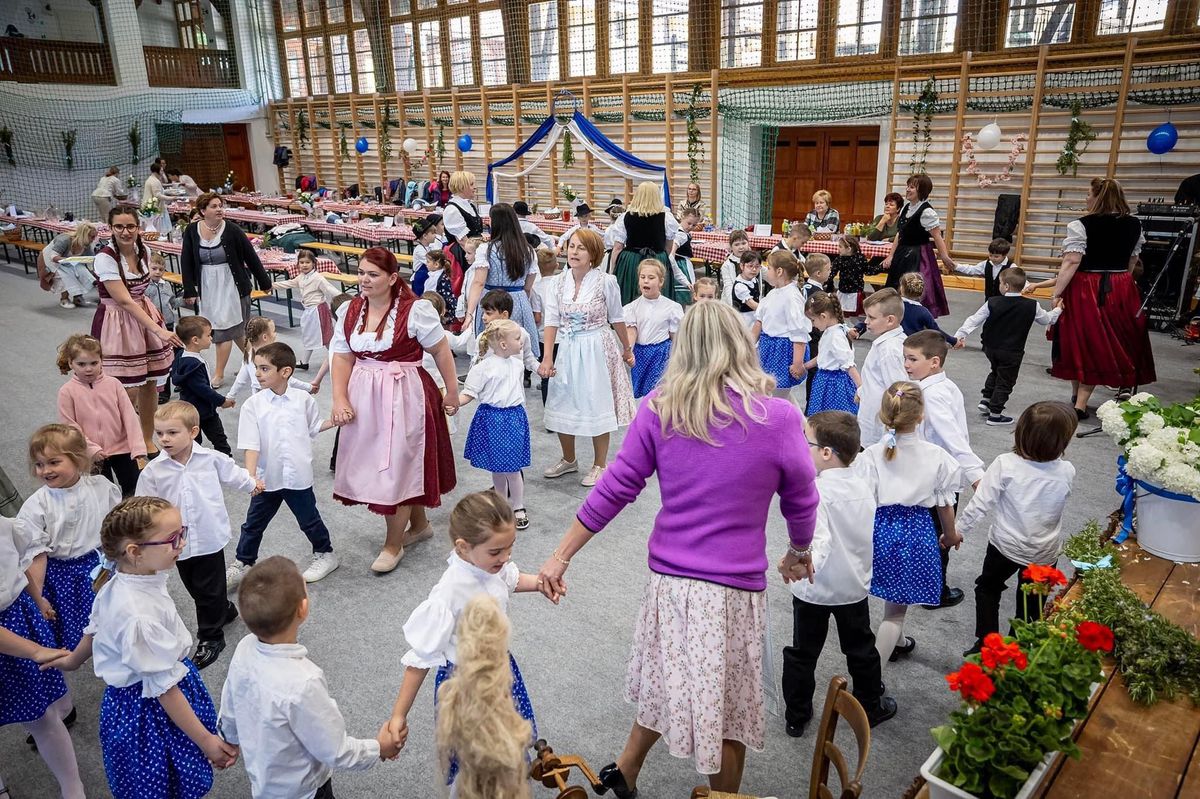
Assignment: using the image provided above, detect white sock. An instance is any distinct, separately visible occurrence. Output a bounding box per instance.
[504,471,525,511]
[302,350,313,364]
[23,695,84,799]
[492,472,508,498]
[875,602,908,664]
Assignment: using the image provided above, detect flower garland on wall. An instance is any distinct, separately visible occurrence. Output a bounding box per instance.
[296,110,310,151]
[961,132,1028,188]
[910,77,938,173]
[380,103,394,164]
[562,130,575,168]
[1056,101,1097,177]
[686,83,705,181]
[128,122,140,166]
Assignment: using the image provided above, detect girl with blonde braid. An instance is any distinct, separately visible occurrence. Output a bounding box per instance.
[460,320,532,530]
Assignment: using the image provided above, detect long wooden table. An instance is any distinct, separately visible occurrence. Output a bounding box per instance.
[903,512,1200,799]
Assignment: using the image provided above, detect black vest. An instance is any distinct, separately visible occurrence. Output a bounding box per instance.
[732,275,760,313]
[982,258,1008,299]
[981,295,1038,352]
[624,212,667,252]
[445,199,483,244]
[676,232,693,258]
[1077,214,1141,273]
[897,201,933,247]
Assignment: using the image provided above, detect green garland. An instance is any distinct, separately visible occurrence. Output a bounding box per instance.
[338,126,349,163]
[911,77,937,174]
[1055,101,1096,177]
[61,129,76,170]
[435,124,446,170]
[129,121,141,166]
[297,110,310,151]
[686,84,705,182]
[0,125,14,167]
[380,102,394,164]
[1063,523,1200,705]
[562,130,575,168]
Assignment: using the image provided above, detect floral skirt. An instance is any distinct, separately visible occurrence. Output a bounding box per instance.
[625,573,767,775]
[0,593,68,726]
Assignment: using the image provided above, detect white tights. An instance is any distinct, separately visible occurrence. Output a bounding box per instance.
[492,471,525,511]
[23,694,84,799]
[875,602,909,664]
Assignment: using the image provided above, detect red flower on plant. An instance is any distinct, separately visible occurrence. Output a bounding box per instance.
[1022,564,1068,587]
[947,662,996,703]
[1075,621,1114,653]
[980,633,1028,671]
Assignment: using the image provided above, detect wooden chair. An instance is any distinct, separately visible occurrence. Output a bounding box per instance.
[809,676,871,799]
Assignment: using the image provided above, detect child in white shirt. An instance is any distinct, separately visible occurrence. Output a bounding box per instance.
[855,289,908,447]
[228,317,320,398]
[782,411,894,736]
[228,344,337,589]
[271,249,338,373]
[752,250,810,398]
[720,230,752,306]
[953,237,1013,299]
[624,259,684,399]
[219,557,398,798]
[731,251,762,326]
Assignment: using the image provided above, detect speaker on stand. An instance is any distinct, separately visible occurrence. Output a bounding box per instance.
[1134,202,1200,332]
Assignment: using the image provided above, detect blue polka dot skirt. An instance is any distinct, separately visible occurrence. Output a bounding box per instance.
[435,653,537,785]
[43,550,101,651]
[464,403,532,474]
[0,592,69,726]
[758,334,806,389]
[807,368,860,414]
[631,340,672,398]
[869,504,943,606]
[100,659,217,799]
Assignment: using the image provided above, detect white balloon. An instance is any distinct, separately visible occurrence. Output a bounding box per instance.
[402,137,418,154]
[977,123,1003,151]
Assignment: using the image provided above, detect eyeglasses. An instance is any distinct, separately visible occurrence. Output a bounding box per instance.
[139,525,188,551]
[806,438,841,458]
[111,224,139,232]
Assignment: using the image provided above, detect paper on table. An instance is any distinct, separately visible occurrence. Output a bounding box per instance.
[752,224,772,237]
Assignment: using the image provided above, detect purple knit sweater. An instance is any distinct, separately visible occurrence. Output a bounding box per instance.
[577,390,819,591]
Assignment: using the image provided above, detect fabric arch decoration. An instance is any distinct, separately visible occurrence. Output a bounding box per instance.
[485,110,670,207]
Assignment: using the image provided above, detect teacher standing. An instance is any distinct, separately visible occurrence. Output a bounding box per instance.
[180,192,272,387]
[537,301,819,796]
[609,181,680,305]
[463,203,539,353]
[441,171,484,278]
[883,175,956,317]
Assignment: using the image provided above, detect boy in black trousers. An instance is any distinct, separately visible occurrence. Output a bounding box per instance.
[170,315,235,454]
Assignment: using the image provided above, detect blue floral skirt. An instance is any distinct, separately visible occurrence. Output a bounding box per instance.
[464,404,531,473]
[807,368,859,414]
[869,504,943,606]
[0,592,68,726]
[757,334,806,389]
[44,550,100,651]
[631,339,672,398]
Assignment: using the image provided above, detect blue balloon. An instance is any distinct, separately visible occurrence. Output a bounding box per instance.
[1146,122,1178,155]
[457,134,473,153]
[355,136,369,154]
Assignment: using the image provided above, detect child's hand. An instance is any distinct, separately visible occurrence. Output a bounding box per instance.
[847,328,860,342]
[136,456,148,469]
[34,596,57,622]
[377,726,402,760]
[384,715,408,749]
[309,382,321,395]
[32,646,71,667]
[221,398,235,409]
[202,734,238,768]
[789,362,806,380]
[623,348,635,366]
[48,647,85,672]
[954,337,966,349]
[252,479,266,496]
[940,530,963,550]
[537,361,555,379]
[853,390,861,404]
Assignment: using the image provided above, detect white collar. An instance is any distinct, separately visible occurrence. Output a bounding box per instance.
[902,297,920,305]
[919,372,947,388]
[876,326,905,342]
[114,570,170,588]
[266,389,292,403]
[448,551,505,583]
[181,350,204,361]
[1003,291,1022,297]
[253,637,307,659]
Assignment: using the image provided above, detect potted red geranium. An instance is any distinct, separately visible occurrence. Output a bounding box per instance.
[921,566,1112,799]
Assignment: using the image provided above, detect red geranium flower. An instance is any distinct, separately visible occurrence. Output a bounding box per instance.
[1022,564,1068,587]
[947,662,996,703]
[1075,621,1114,653]
[980,633,1028,671]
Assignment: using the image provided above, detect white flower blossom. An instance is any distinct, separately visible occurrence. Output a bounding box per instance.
[1130,392,1155,404]
[1126,442,1168,478]
[1157,462,1200,501]
[1097,401,1131,444]
[1147,427,1186,451]
[1140,412,1165,432]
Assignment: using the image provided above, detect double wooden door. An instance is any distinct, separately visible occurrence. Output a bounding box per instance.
[771,126,880,232]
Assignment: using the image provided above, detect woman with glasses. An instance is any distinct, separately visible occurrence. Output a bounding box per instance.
[93,208,183,453]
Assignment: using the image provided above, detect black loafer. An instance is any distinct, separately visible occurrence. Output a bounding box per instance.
[786,717,810,738]
[596,762,637,798]
[193,639,226,670]
[889,636,916,662]
[868,696,898,727]
[922,587,965,610]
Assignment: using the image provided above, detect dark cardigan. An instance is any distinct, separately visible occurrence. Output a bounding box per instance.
[180,221,272,300]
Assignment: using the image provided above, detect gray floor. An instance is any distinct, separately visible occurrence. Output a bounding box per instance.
[0,259,1196,799]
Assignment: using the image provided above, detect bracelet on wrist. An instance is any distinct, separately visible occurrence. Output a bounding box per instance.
[788,545,811,559]
[551,549,571,566]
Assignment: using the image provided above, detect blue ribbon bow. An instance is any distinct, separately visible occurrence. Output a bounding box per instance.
[1070,554,1113,571]
[1114,455,1136,543]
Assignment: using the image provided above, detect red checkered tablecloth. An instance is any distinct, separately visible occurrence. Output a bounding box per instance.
[688,231,891,263]
[305,220,415,243]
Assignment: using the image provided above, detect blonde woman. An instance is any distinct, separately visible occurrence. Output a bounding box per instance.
[91,166,126,220]
[608,181,681,304]
[39,223,100,308]
[442,170,484,283]
[804,189,840,233]
[537,300,820,796]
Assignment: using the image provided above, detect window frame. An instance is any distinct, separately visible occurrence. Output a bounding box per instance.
[1095,0,1169,36]
[776,0,820,62]
[721,0,765,69]
[897,0,959,56]
[651,0,690,74]
[528,0,561,83]
[566,0,597,78]
[1004,0,1076,47]
[834,0,885,57]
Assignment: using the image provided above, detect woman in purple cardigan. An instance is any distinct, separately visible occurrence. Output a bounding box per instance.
[537,301,820,796]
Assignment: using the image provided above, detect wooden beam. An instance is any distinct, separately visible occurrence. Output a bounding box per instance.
[512,85,525,199]
[307,98,320,186]
[422,92,434,180]
[329,96,343,193]
[547,83,558,203]
[1012,46,1050,265]
[1106,37,1137,178]
[452,87,462,172]
[623,75,633,198]
[709,69,719,222]
[583,78,594,206]
[374,95,385,194]
[884,61,901,195]
[480,89,492,191]
[395,89,407,186]
[664,73,675,199]
[943,51,972,249]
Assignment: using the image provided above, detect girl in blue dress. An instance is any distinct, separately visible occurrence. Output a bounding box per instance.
[801,292,861,414]
[624,259,684,398]
[751,250,811,397]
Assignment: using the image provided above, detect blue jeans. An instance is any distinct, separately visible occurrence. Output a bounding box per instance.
[236,487,332,566]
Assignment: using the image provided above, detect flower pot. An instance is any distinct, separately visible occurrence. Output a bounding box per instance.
[1136,484,1200,562]
[921,748,1054,799]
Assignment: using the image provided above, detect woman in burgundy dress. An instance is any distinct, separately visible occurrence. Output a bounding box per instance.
[882,174,956,317]
[330,248,460,573]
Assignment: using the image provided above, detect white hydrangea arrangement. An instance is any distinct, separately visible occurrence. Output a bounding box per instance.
[1098,393,1200,501]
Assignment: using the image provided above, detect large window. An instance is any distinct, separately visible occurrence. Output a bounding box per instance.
[836,0,883,56]
[448,15,474,85]
[777,0,819,61]
[1005,0,1074,46]
[652,0,689,73]
[329,33,352,93]
[280,0,301,32]
[479,9,507,85]
[899,0,958,55]
[324,0,344,25]
[284,38,307,95]
[389,0,410,13]
[391,22,416,90]
[529,1,560,82]
[721,0,763,68]
[353,28,375,94]
[302,0,322,27]
[1097,0,1167,34]
[567,0,596,77]
[418,19,443,88]
[305,37,328,94]
[609,0,638,74]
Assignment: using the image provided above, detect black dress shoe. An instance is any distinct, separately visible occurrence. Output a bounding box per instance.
[786,717,810,738]
[963,644,982,658]
[922,587,965,610]
[296,362,310,371]
[867,696,898,727]
[889,636,916,662]
[193,639,226,669]
[221,602,239,627]
[596,762,638,798]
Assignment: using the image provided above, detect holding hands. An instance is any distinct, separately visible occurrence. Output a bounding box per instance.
[536,551,570,605]
[778,548,815,584]
[331,402,355,426]
[201,735,239,769]
[377,718,404,759]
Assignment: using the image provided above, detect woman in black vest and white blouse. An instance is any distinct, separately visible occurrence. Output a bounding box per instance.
[609,181,680,305]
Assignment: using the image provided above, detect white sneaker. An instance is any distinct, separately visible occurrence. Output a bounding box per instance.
[59,298,74,309]
[581,465,605,487]
[302,552,340,583]
[542,459,578,479]
[225,561,250,590]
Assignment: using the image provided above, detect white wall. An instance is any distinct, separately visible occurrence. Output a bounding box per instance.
[0,0,102,42]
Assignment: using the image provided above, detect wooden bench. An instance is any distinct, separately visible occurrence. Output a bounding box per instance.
[303,241,366,271]
[323,272,360,294]
[160,273,280,321]
[12,240,45,275]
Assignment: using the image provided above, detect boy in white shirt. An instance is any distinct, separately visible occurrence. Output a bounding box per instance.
[952,237,1013,299]
[903,330,985,611]
[720,229,752,306]
[781,411,895,737]
[136,400,263,669]
[227,343,338,590]
[219,557,398,799]
[855,289,908,447]
[556,203,599,256]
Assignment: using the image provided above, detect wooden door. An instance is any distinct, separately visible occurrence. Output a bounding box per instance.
[222,124,255,191]
[771,126,879,232]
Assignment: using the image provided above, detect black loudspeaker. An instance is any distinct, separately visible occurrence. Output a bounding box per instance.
[1135,214,1199,328]
[992,194,1021,242]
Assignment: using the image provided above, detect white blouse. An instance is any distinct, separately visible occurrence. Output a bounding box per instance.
[462,355,526,408]
[472,241,538,281]
[0,517,41,612]
[543,269,625,329]
[1061,219,1144,257]
[330,299,445,355]
[623,295,683,346]
[442,197,479,241]
[401,553,519,669]
[92,175,124,200]
[815,323,855,370]
[859,433,962,508]
[18,475,121,560]
[754,282,811,342]
[94,249,148,282]
[607,210,681,245]
[85,571,193,698]
[900,202,940,232]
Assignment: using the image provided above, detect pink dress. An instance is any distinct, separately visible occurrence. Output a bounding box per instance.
[90,245,174,387]
[331,295,455,514]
